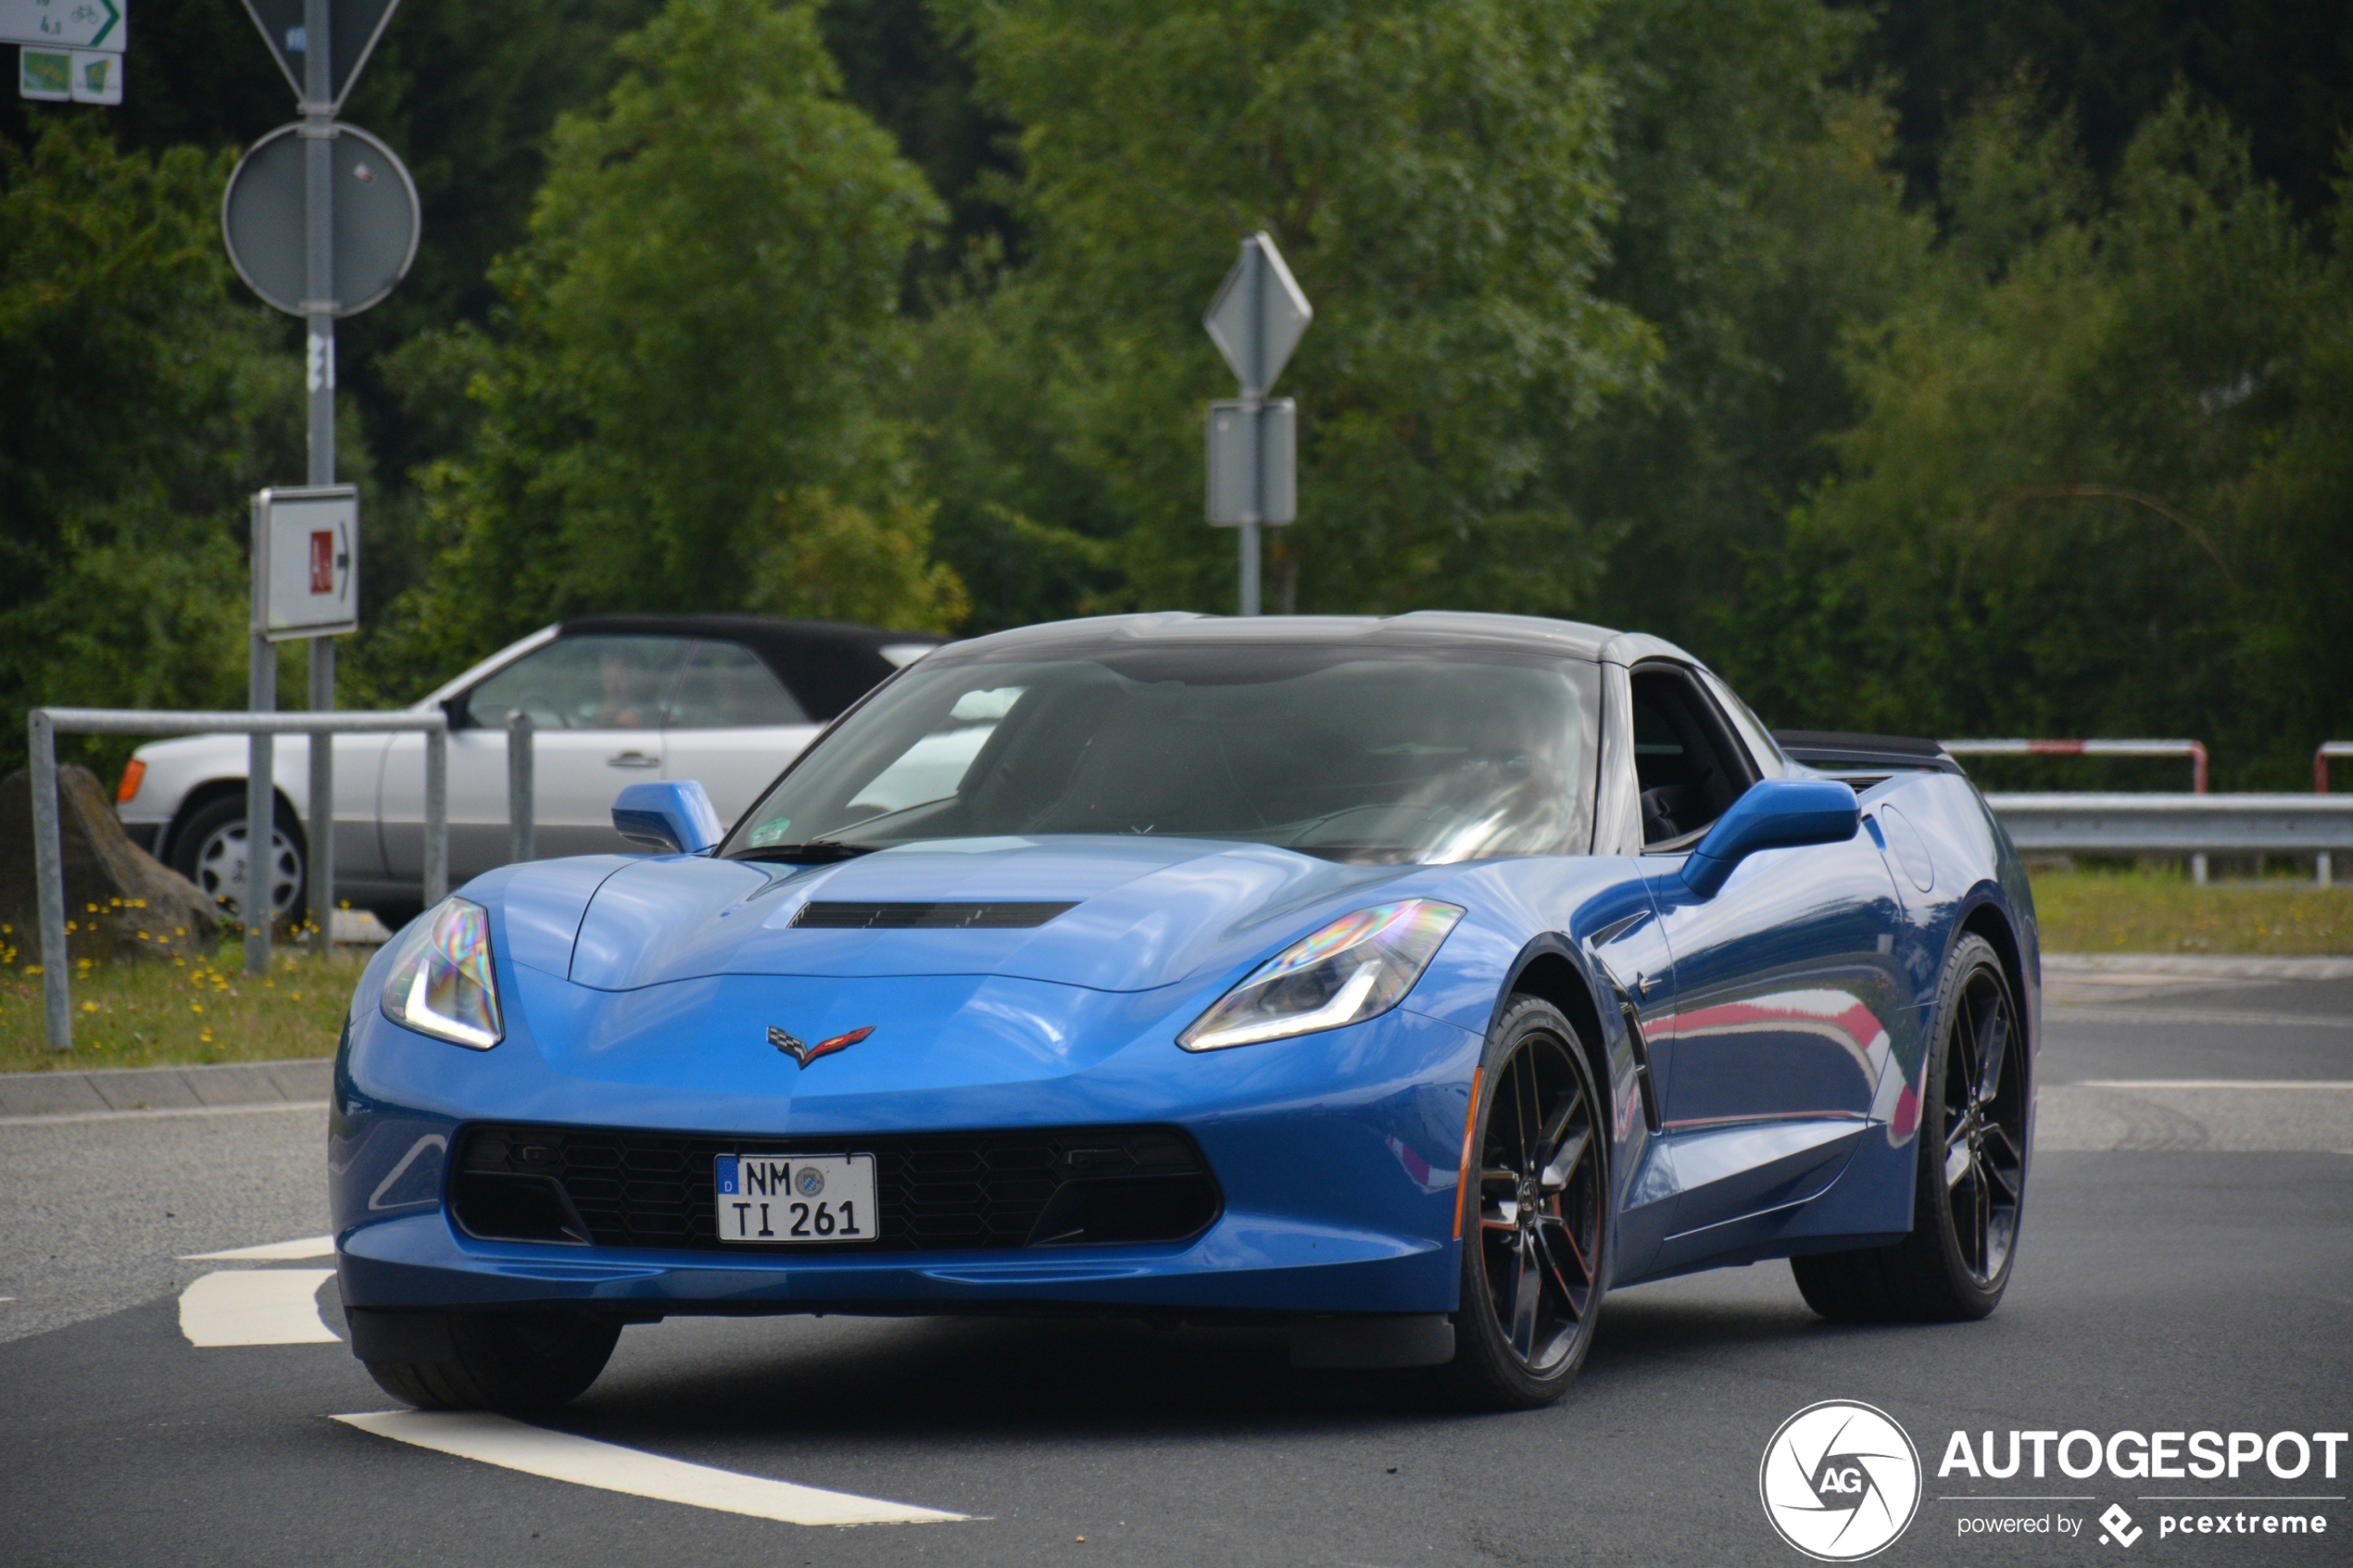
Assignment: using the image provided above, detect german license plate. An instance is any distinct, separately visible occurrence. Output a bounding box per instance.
[714,1152,877,1244]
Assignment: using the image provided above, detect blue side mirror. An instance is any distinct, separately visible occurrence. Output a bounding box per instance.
[1680,779,1859,899]
[612,780,724,855]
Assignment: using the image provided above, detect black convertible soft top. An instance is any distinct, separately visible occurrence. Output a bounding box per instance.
[557,614,943,721]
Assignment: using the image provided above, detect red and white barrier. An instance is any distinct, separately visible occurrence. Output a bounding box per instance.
[1941,738,2209,794]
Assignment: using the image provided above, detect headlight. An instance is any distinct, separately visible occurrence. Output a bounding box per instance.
[380,897,504,1049]
[1176,899,1465,1052]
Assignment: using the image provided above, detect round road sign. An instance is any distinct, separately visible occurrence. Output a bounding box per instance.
[221,121,420,318]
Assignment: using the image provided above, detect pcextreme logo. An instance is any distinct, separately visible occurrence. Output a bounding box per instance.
[1760,1400,1924,1562]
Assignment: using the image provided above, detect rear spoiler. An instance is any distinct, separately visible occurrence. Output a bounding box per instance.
[1771,730,1965,776]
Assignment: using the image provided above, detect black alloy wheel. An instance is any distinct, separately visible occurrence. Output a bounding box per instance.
[1444,996,1608,1408]
[1941,956,2027,1286]
[1792,934,2028,1322]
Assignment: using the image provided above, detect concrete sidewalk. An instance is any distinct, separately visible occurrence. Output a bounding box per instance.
[0,1058,331,1121]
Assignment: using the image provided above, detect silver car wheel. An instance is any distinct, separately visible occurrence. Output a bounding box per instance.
[191,821,302,922]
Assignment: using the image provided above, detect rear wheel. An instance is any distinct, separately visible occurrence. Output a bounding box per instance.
[168,794,307,932]
[359,1310,622,1411]
[1441,997,1609,1410]
[1792,934,2027,1321]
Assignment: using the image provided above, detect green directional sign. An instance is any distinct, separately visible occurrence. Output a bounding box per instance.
[0,0,121,52]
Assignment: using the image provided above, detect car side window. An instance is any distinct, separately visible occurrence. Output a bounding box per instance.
[1629,664,1761,848]
[663,641,808,729]
[1696,668,1787,780]
[466,635,693,732]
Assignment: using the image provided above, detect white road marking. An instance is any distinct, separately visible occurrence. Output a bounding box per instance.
[181,1235,335,1261]
[178,1269,339,1346]
[2074,1080,2353,1090]
[333,1410,969,1527]
[2050,1008,2352,1029]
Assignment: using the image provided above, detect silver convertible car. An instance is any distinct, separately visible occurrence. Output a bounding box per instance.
[112,615,940,924]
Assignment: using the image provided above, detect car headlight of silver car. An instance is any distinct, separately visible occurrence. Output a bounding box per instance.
[379,897,504,1049]
[1177,898,1466,1052]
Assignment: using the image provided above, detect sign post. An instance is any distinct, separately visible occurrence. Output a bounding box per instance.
[1203,232,1312,615]
[223,0,412,972]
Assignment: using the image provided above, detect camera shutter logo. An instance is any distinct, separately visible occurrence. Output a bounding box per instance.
[1758,1400,1922,1561]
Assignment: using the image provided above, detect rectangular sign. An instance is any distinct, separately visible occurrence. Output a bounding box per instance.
[1205,397,1296,525]
[254,485,359,640]
[0,0,123,52]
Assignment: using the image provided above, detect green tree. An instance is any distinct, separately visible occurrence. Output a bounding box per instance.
[0,115,312,774]
[935,0,1654,619]
[1561,0,1928,649]
[1723,90,2350,786]
[363,0,963,698]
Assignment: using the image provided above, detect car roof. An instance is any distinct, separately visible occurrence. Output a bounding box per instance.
[556,614,946,721]
[923,610,1692,668]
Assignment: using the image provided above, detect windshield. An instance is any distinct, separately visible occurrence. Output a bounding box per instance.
[723,645,1599,865]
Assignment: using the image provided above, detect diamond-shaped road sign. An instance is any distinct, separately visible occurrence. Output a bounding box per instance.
[1204,232,1313,395]
[241,0,398,111]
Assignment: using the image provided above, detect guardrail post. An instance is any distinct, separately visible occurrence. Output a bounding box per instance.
[423,723,448,907]
[507,711,535,866]
[29,710,70,1052]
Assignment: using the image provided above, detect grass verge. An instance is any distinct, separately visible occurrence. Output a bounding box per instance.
[2029,868,2353,956]
[0,937,368,1073]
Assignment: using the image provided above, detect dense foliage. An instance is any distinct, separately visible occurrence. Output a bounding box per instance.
[1,0,2347,784]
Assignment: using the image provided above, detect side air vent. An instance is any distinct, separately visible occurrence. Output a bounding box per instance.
[792,901,1076,930]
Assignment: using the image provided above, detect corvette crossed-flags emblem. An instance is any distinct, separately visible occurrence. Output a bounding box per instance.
[769,1025,874,1068]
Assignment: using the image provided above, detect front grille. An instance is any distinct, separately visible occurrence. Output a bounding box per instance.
[451,1123,1220,1254]
[791,901,1077,929]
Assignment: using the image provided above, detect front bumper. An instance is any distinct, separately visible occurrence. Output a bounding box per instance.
[331,964,1482,1320]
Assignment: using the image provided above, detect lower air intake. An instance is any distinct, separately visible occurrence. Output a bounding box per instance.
[450,1123,1221,1253]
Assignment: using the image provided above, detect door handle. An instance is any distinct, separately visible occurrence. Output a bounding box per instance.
[606,751,660,769]
[1635,972,1663,997]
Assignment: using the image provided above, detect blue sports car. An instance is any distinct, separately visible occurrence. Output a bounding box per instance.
[333,612,2038,1411]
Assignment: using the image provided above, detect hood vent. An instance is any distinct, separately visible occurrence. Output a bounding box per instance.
[791,900,1077,930]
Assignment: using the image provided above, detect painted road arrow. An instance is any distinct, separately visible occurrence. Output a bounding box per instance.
[0,0,122,51]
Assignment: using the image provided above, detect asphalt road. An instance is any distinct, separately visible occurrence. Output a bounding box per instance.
[2,970,2347,1567]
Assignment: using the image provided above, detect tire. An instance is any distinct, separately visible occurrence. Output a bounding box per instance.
[1791,934,2028,1322]
[168,793,308,932]
[1441,996,1610,1410]
[359,1310,622,1412]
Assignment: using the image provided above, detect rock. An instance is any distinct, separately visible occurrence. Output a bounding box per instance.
[0,765,222,961]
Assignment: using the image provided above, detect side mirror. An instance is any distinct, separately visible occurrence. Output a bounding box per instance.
[1680,779,1858,899]
[612,780,724,855]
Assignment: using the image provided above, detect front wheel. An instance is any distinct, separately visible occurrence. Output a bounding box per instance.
[1441,996,1609,1410]
[1792,933,2028,1321]
[168,794,307,931]
[357,1309,622,1411]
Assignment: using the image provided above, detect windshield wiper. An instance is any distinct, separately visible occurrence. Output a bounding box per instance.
[729,841,884,864]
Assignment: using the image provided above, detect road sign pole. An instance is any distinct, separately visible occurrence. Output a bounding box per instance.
[1235,239,1264,616]
[1203,232,1310,614]
[299,0,335,952]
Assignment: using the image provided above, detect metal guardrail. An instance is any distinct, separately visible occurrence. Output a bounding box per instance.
[27,706,484,1056]
[1985,793,2353,887]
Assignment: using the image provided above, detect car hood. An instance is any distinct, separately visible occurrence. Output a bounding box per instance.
[510,837,1425,995]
